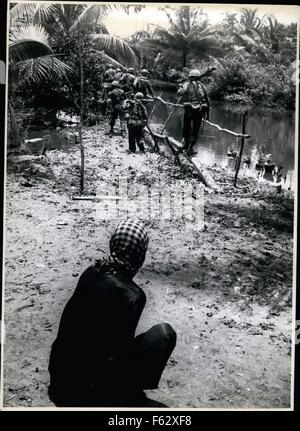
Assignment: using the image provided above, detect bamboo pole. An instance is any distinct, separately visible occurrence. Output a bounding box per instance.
[145,124,159,152]
[204,119,250,139]
[234,111,248,187]
[148,91,163,121]
[78,38,84,195]
[161,96,183,133]
[151,97,250,138]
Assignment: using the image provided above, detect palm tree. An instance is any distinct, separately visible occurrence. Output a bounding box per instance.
[10,3,139,67]
[229,8,278,64]
[239,8,263,33]
[8,23,72,148]
[10,3,141,192]
[147,5,221,68]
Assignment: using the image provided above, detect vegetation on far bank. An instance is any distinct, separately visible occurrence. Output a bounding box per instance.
[8,4,297,147]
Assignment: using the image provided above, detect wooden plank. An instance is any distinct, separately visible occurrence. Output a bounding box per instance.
[145,127,218,190]
[168,136,184,150]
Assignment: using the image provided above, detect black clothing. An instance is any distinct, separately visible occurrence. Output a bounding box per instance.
[48,265,176,406]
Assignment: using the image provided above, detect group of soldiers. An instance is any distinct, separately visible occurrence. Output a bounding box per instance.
[100,65,154,153]
[100,64,210,156]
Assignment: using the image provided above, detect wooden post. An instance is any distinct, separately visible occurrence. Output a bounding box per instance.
[78,38,84,194]
[234,111,248,187]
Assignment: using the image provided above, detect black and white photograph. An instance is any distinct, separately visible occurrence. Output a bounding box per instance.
[0,1,299,409]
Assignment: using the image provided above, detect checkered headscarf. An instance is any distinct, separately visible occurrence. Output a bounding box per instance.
[109,219,149,277]
[94,219,149,279]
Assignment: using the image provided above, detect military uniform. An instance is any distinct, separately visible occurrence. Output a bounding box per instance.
[100,83,111,116]
[124,98,148,153]
[108,87,126,134]
[177,78,210,155]
[133,77,153,98]
[104,68,116,83]
[120,73,136,94]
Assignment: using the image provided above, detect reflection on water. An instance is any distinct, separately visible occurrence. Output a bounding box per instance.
[151,92,296,190]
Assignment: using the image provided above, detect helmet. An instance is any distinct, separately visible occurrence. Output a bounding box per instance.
[116,68,121,73]
[128,67,134,73]
[134,92,144,99]
[189,69,201,78]
[107,63,113,69]
[111,80,120,87]
[141,69,149,76]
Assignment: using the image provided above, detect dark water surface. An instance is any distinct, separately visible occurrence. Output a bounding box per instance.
[151,91,296,189]
[26,92,296,190]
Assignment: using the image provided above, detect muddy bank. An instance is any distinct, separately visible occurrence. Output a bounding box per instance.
[3,124,294,408]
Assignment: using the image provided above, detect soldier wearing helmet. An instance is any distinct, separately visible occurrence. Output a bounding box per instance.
[120,67,136,94]
[106,80,126,136]
[177,68,210,156]
[104,64,116,83]
[123,92,148,153]
[114,68,123,81]
[133,69,154,98]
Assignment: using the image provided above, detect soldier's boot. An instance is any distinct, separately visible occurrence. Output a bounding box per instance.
[187,139,197,156]
[179,137,189,153]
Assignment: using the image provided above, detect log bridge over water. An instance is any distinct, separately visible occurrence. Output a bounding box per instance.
[143,96,250,190]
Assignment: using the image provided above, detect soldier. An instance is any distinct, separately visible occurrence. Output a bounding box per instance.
[104,64,116,83]
[99,82,111,117]
[114,68,123,81]
[123,92,148,153]
[107,81,126,136]
[177,69,210,156]
[133,69,154,98]
[120,67,136,95]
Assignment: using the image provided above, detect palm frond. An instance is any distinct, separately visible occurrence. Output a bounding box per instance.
[10,2,56,24]
[10,24,52,64]
[91,48,127,71]
[70,4,102,32]
[92,34,138,66]
[124,5,145,14]
[10,3,36,23]
[10,39,52,64]
[70,4,125,32]
[13,55,73,86]
[10,24,49,45]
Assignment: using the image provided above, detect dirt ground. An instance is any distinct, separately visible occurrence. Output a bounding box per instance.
[3,123,295,408]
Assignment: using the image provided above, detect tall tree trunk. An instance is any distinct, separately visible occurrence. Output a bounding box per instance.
[78,38,84,194]
[9,102,21,148]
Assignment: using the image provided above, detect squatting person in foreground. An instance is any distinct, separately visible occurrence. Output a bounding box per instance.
[48,219,177,407]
